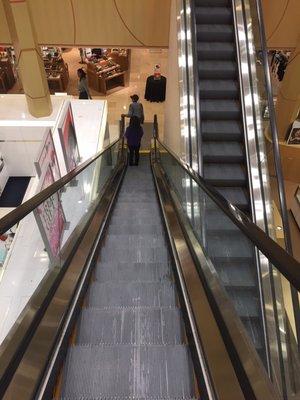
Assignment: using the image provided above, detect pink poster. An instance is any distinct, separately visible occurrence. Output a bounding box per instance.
[35,129,61,181]
[35,166,65,262]
[58,105,80,172]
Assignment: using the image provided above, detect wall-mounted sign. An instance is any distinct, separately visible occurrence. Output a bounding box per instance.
[58,104,80,172]
[34,166,66,266]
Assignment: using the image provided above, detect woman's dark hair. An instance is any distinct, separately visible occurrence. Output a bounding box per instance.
[129,116,141,128]
[77,68,86,80]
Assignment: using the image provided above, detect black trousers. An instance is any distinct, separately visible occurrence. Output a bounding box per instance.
[79,91,89,99]
[128,145,140,165]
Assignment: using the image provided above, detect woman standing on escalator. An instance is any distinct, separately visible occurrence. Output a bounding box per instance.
[124,116,144,166]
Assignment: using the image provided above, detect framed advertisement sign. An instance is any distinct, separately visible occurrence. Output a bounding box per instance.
[34,129,61,180]
[287,128,300,145]
[58,104,80,172]
[287,119,300,145]
[34,166,66,266]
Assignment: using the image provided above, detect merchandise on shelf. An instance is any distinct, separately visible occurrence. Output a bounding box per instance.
[86,50,130,95]
[42,47,69,92]
[0,47,16,93]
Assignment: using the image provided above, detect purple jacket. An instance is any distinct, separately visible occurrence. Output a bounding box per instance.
[125,125,144,147]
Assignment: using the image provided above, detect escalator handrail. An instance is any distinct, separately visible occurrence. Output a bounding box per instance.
[154,136,300,291]
[244,0,294,256]
[0,136,123,235]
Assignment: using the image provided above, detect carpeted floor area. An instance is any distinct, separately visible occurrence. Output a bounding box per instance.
[0,177,31,207]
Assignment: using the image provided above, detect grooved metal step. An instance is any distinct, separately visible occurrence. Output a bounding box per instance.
[198,42,235,60]
[197,24,234,42]
[195,7,232,24]
[61,345,196,399]
[199,60,237,79]
[77,308,184,345]
[216,187,249,210]
[201,120,242,141]
[107,224,164,235]
[199,79,239,99]
[200,99,241,119]
[95,262,171,283]
[195,0,230,5]
[203,141,244,163]
[204,163,247,186]
[100,247,169,263]
[88,281,178,308]
[103,234,166,248]
[206,231,254,259]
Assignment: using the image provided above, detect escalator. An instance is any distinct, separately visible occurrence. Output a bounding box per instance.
[60,157,197,399]
[0,129,299,400]
[0,2,299,397]
[195,0,265,360]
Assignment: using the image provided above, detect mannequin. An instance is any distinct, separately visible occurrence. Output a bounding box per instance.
[144,64,167,102]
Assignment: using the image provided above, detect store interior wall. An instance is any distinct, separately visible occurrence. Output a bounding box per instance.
[0,126,46,177]
[163,0,181,156]
[0,0,171,48]
[262,0,300,49]
[0,1,10,45]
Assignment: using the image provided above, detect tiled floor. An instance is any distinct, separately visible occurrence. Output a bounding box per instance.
[9,48,168,134]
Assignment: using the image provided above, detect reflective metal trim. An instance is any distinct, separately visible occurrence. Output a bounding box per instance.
[231,0,296,395]
[168,180,281,400]
[151,155,244,400]
[231,0,278,387]
[189,0,202,176]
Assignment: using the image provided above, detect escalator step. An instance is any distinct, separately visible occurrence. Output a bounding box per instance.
[61,345,195,399]
[200,99,241,119]
[103,233,166,248]
[213,260,257,288]
[216,187,249,210]
[88,281,177,308]
[117,193,157,202]
[198,41,235,60]
[113,203,161,213]
[76,308,184,345]
[242,318,265,350]
[197,24,234,42]
[204,163,247,186]
[100,247,169,263]
[202,119,242,140]
[199,60,237,79]
[195,0,230,6]
[108,218,163,229]
[226,287,261,319]
[204,209,240,232]
[107,223,164,235]
[199,79,239,99]
[195,7,232,24]
[203,141,244,162]
[206,232,254,259]
[95,262,171,283]
[112,207,161,219]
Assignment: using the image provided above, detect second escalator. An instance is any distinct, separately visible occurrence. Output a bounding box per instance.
[194,0,267,363]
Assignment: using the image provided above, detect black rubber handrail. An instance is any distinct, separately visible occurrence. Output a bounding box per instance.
[0,137,122,235]
[154,135,300,291]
